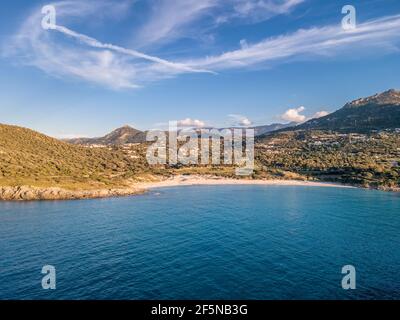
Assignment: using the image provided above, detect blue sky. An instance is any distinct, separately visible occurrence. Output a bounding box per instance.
[1,0,400,138]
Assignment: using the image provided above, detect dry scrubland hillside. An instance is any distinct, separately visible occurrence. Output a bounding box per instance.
[0,123,239,192]
[0,124,151,190]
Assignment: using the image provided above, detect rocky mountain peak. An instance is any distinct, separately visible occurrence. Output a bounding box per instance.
[344,89,400,108]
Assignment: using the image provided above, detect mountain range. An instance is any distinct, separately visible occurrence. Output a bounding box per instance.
[65,122,296,145]
[66,89,400,145]
[1,89,399,199]
[287,89,400,134]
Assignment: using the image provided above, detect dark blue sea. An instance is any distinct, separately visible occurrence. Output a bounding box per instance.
[0,185,399,300]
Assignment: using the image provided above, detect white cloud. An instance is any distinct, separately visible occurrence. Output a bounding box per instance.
[281,106,306,123]
[177,118,206,128]
[281,108,330,123]
[228,114,252,126]
[311,111,329,119]
[240,118,252,126]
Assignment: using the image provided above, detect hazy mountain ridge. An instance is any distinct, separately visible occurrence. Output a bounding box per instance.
[252,122,296,136]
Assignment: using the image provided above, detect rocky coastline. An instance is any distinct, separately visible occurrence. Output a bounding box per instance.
[0,185,145,201]
[1,175,398,201]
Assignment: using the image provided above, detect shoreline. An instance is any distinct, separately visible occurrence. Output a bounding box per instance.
[136,175,353,190]
[0,175,354,201]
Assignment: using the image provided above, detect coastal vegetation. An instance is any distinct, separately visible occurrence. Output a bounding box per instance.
[1,122,399,195]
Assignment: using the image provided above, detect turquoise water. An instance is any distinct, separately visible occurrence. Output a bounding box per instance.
[0,185,399,300]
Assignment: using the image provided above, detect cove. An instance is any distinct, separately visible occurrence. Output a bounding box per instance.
[0,185,399,300]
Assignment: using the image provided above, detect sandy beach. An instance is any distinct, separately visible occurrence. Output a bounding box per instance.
[0,175,353,201]
[135,175,353,190]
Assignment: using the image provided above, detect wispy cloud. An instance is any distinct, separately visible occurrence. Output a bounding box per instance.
[4,0,400,90]
[4,0,212,89]
[134,0,217,48]
[223,0,305,23]
[54,25,212,74]
[186,14,400,70]
[134,0,304,48]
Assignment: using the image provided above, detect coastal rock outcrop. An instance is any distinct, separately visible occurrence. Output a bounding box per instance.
[0,186,145,201]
